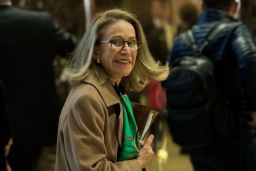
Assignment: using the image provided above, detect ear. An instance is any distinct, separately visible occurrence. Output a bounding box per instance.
[229,1,239,17]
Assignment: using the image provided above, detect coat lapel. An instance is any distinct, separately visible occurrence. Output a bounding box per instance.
[83,70,123,146]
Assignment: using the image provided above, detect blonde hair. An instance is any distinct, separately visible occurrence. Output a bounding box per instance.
[65,9,169,92]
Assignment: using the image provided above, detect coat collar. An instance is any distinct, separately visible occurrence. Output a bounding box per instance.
[82,69,120,107]
[197,9,237,24]
[82,70,123,146]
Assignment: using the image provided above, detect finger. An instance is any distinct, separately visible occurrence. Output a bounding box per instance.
[144,134,154,146]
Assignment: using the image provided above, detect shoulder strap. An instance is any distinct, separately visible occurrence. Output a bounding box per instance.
[183,22,241,55]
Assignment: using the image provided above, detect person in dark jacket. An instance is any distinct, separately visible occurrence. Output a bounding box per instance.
[0,0,77,171]
[166,0,256,170]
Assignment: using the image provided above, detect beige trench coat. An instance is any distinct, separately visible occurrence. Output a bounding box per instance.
[55,70,142,171]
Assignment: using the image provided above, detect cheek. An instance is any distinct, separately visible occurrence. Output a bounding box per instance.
[132,52,138,65]
[101,52,120,74]
[101,49,114,65]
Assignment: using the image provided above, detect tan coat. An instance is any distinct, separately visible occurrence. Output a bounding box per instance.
[55,70,142,171]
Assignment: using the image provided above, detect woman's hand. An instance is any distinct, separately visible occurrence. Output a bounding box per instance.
[136,134,155,168]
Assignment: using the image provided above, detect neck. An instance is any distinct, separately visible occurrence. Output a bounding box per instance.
[0,0,11,5]
[109,76,121,86]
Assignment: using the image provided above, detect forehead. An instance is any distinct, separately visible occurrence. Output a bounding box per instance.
[100,20,136,39]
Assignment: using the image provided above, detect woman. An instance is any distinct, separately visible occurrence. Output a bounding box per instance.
[56,9,169,171]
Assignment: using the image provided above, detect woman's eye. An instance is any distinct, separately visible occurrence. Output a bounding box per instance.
[128,40,136,46]
[110,39,123,46]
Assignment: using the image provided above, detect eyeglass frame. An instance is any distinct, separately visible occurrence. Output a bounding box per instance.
[98,37,140,51]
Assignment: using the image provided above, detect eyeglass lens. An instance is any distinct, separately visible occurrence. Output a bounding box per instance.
[109,38,139,48]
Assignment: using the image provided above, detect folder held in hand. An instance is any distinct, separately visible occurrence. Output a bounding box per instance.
[132,103,159,140]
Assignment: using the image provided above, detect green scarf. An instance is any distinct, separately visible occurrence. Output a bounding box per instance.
[118,93,141,161]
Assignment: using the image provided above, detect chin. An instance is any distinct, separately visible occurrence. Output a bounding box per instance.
[122,70,133,77]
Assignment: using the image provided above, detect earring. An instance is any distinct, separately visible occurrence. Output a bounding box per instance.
[96,58,101,64]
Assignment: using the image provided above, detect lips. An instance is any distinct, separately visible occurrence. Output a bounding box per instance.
[115,59,131,64]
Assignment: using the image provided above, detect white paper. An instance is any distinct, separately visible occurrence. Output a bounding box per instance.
[140,112,154,140]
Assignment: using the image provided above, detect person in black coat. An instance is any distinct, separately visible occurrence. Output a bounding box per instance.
[0,0,77,170]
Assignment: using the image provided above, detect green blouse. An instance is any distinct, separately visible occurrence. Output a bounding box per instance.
[115,85,141,161]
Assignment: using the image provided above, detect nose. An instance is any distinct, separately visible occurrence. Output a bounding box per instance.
[120,45,132,55]
[121,42,130,51]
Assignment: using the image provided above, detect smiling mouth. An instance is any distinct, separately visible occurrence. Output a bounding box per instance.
[115,59,131,64]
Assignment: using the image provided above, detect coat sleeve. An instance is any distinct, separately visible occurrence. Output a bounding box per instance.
[45,13,77,57]
[231,24,256,111]
[62,87,141,171]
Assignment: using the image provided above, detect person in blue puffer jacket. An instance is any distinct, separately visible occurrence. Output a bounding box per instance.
[166,0,256,170]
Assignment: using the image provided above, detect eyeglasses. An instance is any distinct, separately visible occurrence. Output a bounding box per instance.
[99,37,140,51]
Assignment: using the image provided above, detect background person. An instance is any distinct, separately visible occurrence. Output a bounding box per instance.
[0,0,77,170]
[166,0,256,170]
